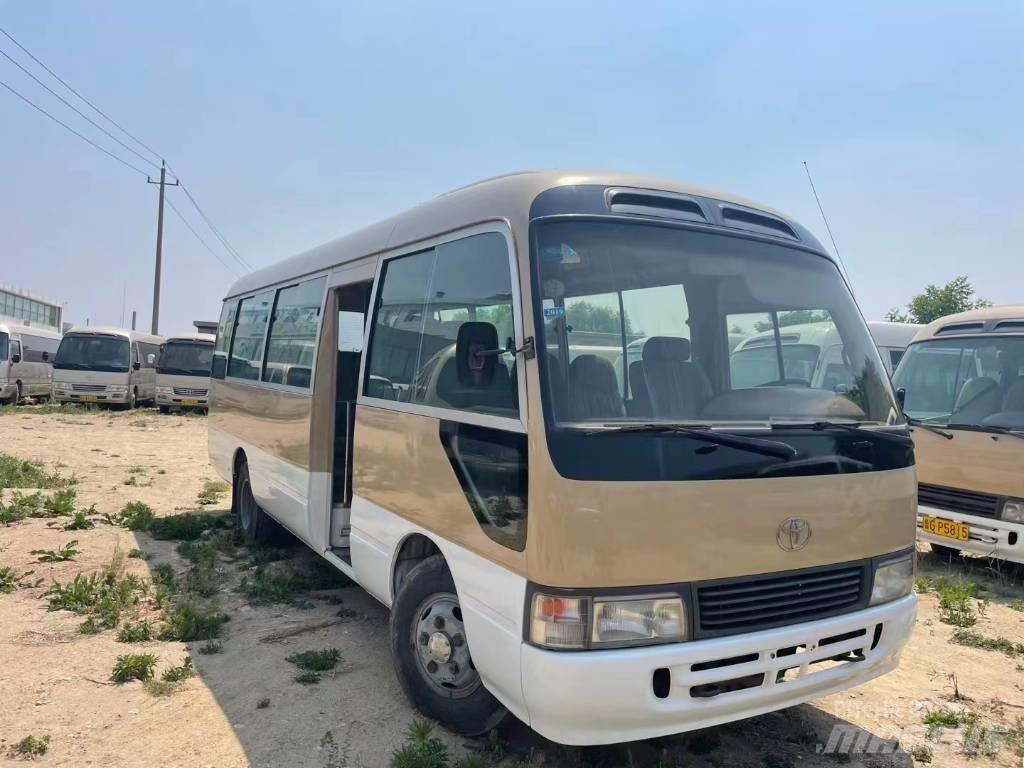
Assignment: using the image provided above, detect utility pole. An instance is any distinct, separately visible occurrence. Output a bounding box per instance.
[147,161,178,334]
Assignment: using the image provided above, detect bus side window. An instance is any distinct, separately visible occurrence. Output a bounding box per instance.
[212,300,238,379]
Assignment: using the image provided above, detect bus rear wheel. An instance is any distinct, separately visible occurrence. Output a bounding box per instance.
[389,555,506,736]
[234,461,277,544]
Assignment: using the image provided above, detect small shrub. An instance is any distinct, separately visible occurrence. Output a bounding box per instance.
[390,719,449,768]
[287,648,341,672]
[198,640,223,655]
[197,479,230,506]
[951,628,1024,657]
[31,540,80,562]
[43,488,77,516]
[127,548,147,559]
[63,508,96,530]
[0,502,26,525]
[111,653,157,683]
[123,476,138,486]
[1,565,20,594]
[11,734,50,758]
[1006,717,1024,757]
[909,744,933,763]
[0,453,70,489]
[914,577,932,594]
[161,656,195,682]
[5,491,43,520]
[110,501,156,530]
[116,619,154,643]
[1010,598,1024,612]
[962,717,999,757]
[935,580,983,627]
[79,616,99,634]
[150,563,176,590]
[160,600,228,641]
[922,707,965,728]
[148,512,228,541]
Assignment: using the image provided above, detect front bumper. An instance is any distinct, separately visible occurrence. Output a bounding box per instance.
[52,389,129,404]
[520,593,916,746]
[917,505,1024,564]
[0,382,16,400]
[156,393,208,407]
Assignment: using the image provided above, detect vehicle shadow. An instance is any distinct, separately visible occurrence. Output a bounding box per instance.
[172,538,914,768]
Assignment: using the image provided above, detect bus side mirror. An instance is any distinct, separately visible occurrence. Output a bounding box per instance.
[456,322,499,387]
[896,387,906,409]
[11,353,20,364]
[133,361,141,371]
[41,351,49,362]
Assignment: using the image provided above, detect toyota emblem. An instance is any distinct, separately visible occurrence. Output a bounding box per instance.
[776,517,812,551]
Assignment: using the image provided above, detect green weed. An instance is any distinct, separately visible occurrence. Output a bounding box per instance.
[159,600,228,641]
[935,580,985,627]
[11,734,50,758]
[1006,717,1024,757]
[0,453,72,489]
[111,653,157,683]
[951,628,1024,657]
[198,640,223,654]
[31,540,80,562]
[909,744,933,763]
[197,479,230,506]
[45,552,146,629]
[107,501,155,530]
[1010,598,1024,612]
[127,548,148,559]
[148,512,228,541]
[150,563,176,590]
[116,619,155,643]
[161,656,195,682]
[962,717,999,757]
[287,648,341,672]
[63,509,95,530]
[390,719,449,768]
[42,488,76,515]
[0,565,18,593]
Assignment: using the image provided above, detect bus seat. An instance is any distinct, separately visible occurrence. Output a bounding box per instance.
[627,360,652,417]
[641,336,711,419]
[1002,378,1024,411]
[952,376,999,421]
[286,366,311,388]
[569,355,624,421]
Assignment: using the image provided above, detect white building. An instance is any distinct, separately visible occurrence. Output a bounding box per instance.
[0,285,63,331]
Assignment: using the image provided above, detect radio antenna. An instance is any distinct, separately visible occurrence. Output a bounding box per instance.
[803,161,848,278]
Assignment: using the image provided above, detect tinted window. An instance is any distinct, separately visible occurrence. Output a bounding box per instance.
[55,335,130,373]
[365,233,518,418]
[263,277,326,388]
[212,301,238,379]
[139,342,160,368]
[159,341,213,376]
[228,291,274,380]
[0,333,7,361]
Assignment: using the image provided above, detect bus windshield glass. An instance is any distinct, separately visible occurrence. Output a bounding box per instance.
[54,334,130,373]
[158,341,213,376]
[893,336,1024,431]
[533,219,897,429]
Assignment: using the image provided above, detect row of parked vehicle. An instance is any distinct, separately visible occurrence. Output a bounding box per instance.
[0,322,214,412]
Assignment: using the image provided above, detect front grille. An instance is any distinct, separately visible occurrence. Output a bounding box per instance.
[918,483,999,518]
[173,387,208,397]
[695,562,868,638]
[71,384,105,392]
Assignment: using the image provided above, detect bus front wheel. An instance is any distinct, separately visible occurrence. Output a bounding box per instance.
[389,555,506,736]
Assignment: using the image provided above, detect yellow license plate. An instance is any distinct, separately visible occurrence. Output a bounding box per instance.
[80,395,98,403]
[921,515,970,542]
[182,399,197,406]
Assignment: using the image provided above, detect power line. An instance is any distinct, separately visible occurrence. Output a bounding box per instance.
[0,24,163,164]
[0,76,149,176]
[0,46,160,171]
[174,176,253,271]
[166,198,240,277]
[802,161,848,278]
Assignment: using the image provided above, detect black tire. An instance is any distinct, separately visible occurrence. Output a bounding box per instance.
[389,555,506,736]
[14,383,22,406]
[234,461,278,544]
[931,543,963,561]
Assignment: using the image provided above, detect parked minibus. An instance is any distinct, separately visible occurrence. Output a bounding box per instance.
[208,170,916,745]
[0,321,62,404]
[869,321,921,374]
[51,326,163,409]
[156,332,215,413]
[892,306,1024,562]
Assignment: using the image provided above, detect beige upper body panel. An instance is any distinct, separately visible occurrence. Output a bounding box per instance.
[914,430,1023,499]
[208,379,313,470]
[911,305,1024,342]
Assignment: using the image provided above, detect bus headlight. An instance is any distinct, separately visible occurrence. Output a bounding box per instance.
[1001,499,1024,524]
[52,382,70,392]
[156,386,173,396]
[870,553,914,606]
[592,597,686,646]
[529,592,688,649]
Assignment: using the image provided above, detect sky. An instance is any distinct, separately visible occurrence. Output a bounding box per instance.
[2,1,1022,334]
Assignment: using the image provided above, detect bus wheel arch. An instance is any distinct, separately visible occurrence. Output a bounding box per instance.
[391,533,442,602]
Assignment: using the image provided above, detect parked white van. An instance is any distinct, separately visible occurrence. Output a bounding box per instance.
[156,332,215,413]
[0,321,62,404]
[51,326,164,409]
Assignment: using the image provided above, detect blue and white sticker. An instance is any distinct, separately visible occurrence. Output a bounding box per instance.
[543,306,566,318]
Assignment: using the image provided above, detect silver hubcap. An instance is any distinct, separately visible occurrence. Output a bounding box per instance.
[412,593,479,697]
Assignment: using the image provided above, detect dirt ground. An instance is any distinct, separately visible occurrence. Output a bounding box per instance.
[2,408,1024,768]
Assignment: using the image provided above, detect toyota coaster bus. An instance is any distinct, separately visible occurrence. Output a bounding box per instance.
[52,326,163,409]
[156,332,215,413]
[892,306,1024,562]
[208,170,917,745]
[0,321,61,405]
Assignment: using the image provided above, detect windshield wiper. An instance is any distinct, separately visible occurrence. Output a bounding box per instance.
[771,421,915,447]
[585,423,797,460]
[905,417,954,440]
[946,423,1024,441]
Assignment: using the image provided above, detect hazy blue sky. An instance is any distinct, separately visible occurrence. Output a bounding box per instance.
[2,1,1021,334]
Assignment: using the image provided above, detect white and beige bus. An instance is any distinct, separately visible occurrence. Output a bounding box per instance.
[892,306,1024,562]
[0,321,61,405]
[52,326,163,409]
[209,170,916,745]
[156,332,215,413]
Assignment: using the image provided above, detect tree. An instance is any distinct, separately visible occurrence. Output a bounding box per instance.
[886,276,991,325]
[753,310,831,333]
[565,301,634,335]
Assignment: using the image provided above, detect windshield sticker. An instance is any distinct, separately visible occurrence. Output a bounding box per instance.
[542,244,581,264]
[543,306,566,319]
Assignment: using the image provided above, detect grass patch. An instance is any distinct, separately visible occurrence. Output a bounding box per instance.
[390,719,449,768]
[116,619,155,643]
[31,540,80,562]
[287,648,341,672]
[127,548,148,559]
[1006,717,1024,757]
[111,653,157,683]
[42,488,76,515]
[63,508,96,530]
[197,479,230,506]
[930,578,985,627]
[962,717,999,757]
[0,402,97,416]
[198,640,223,654]
[45,552,147,629]
[240,559,352,605]
[951,628,1024,657]
[159,599,228,641]
[107,501,155,530]
[149,512,229,541]
[909,744,933,763]
[150,562,177,590]
[11,734,50,759]
[161,656,195,682]
[0,453,72,489]
[1011,598,1024,612]
[922,707,966,728]
[1,491,43,523]
[0,565,18,594]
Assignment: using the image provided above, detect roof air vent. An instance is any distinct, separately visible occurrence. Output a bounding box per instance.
[607,190,708,223]
[720,206,798,241]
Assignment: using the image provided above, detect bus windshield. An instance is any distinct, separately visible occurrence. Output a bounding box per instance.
[893,336,1024,431]
[55,334,130,373]
[533,220,897,428]
[158,341,213,376]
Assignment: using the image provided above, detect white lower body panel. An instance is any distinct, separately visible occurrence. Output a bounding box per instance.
[521,593,916,746]
[917,505,1024,564]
